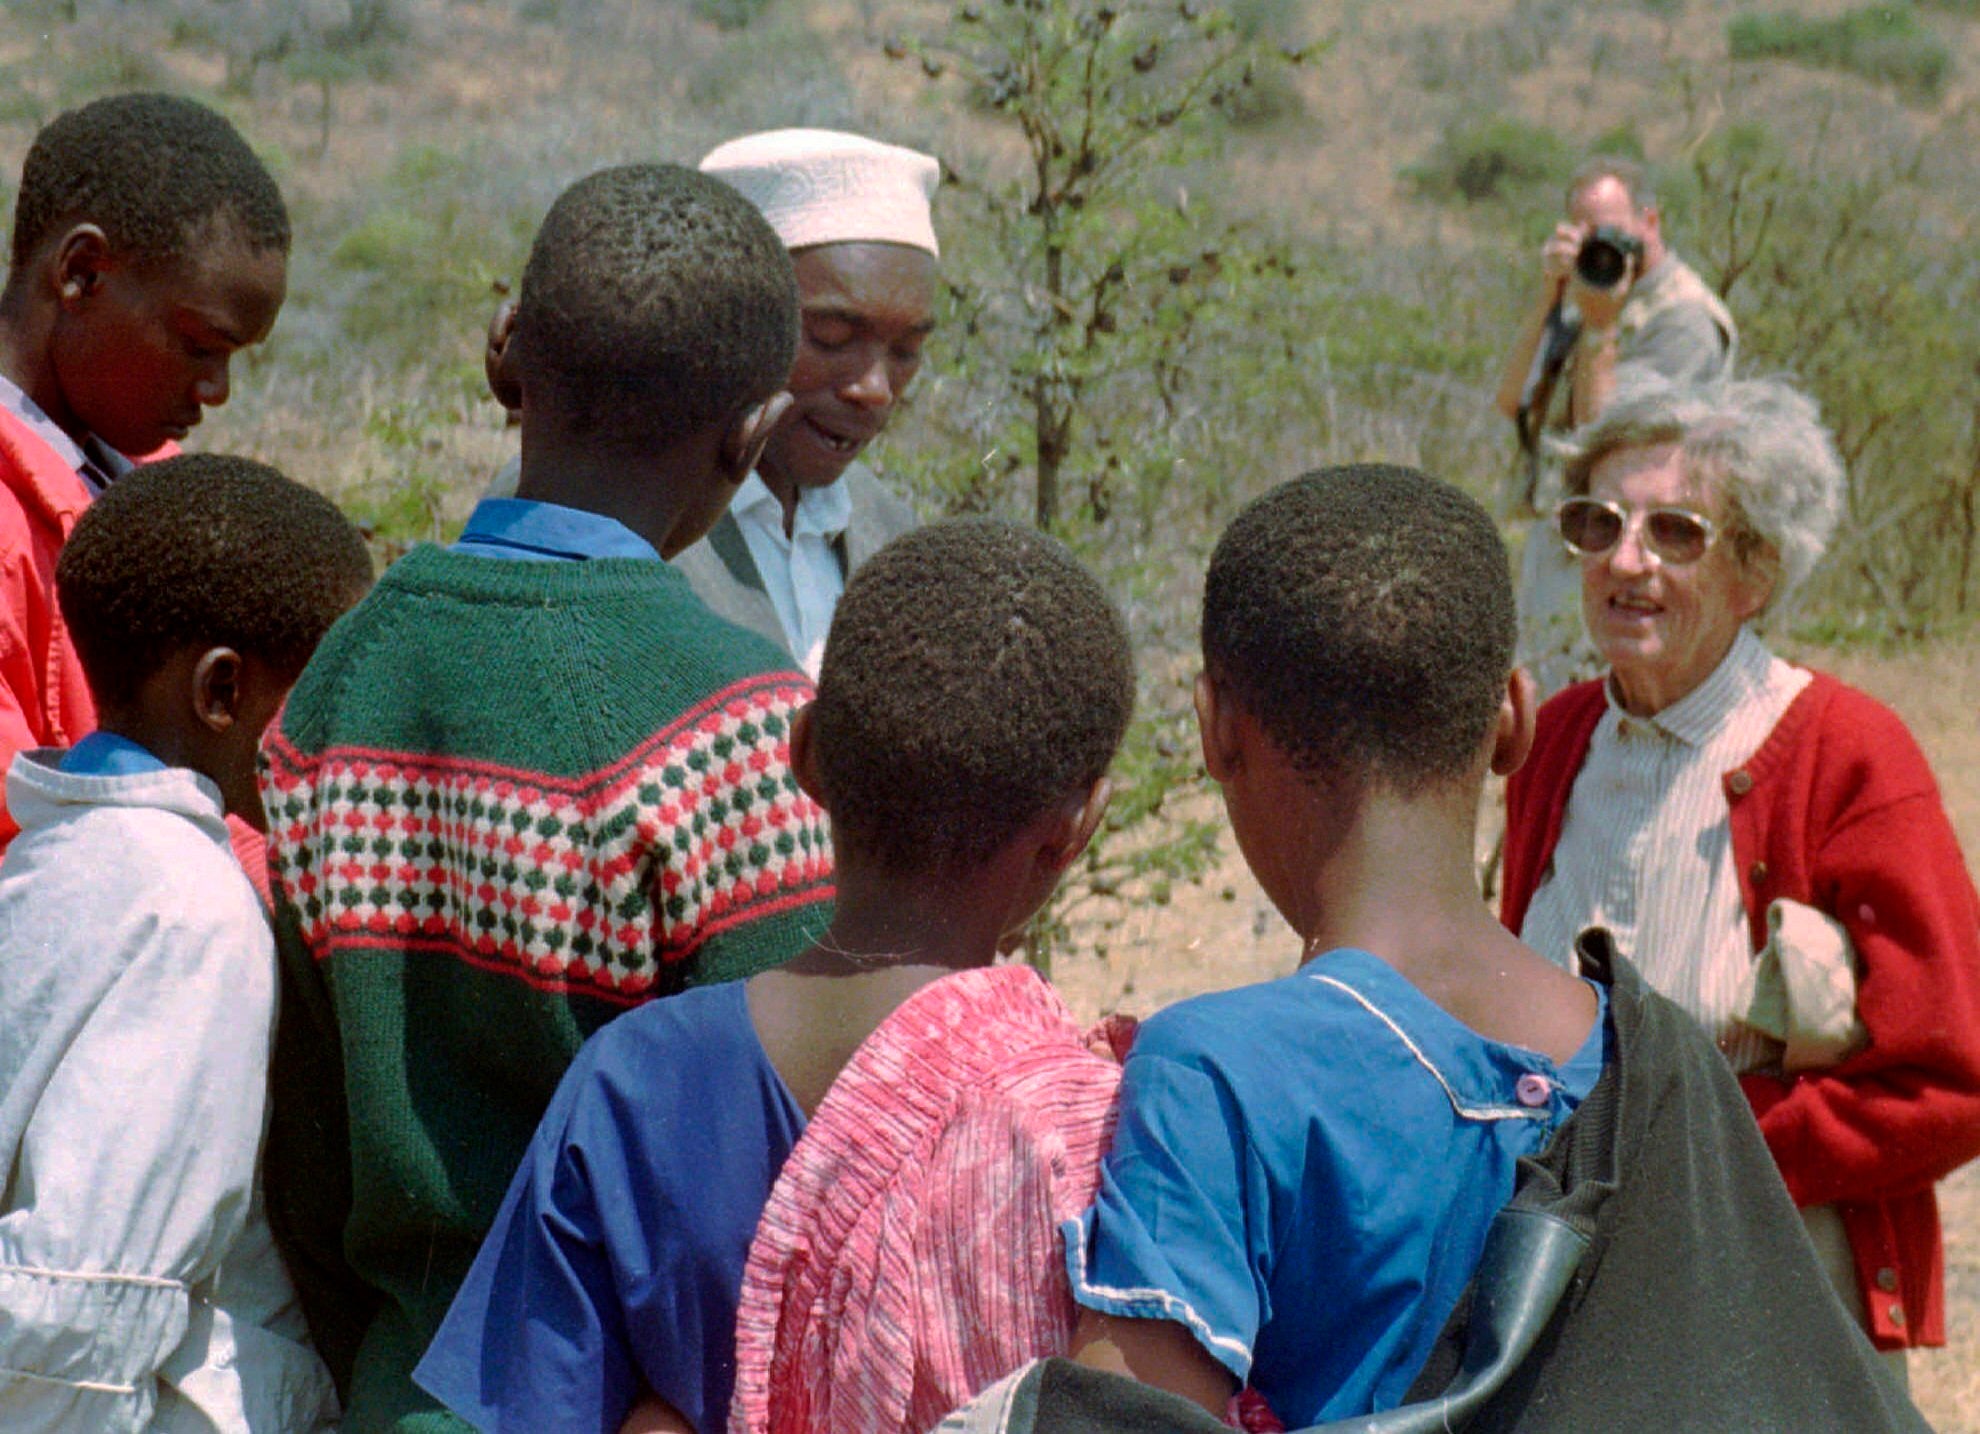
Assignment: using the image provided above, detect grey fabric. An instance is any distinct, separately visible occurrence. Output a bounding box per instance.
[669,462,918,653]
[1390,936,1927,1434]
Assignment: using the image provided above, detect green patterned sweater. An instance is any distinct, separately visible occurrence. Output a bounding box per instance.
[258,545,834,1432]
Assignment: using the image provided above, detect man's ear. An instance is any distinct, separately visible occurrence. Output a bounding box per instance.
[1490,666,1539,778]
[1194,671,1243,785]
[788,701,829,811]
[191,647,246,734]
[720,391,795,485]
[484,298,523,412]
[53,224,113,306]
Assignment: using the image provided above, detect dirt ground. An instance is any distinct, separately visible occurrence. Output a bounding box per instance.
[1050,635,1980,1430]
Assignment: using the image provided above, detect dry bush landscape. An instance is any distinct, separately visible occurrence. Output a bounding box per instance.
[3,0,1977,1423]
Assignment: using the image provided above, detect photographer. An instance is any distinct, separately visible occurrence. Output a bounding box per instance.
[1492,157,1736,695]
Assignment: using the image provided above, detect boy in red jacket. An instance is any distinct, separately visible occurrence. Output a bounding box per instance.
[0,92,289,848]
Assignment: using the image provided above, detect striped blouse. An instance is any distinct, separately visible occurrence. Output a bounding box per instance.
[728,964,1122,1434]
[1520,626,1810,1073]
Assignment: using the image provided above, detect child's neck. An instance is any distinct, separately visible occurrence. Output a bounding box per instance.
[513,422,717,557]
[1290,785,1598,1065]
[747,863,1018,1116]
[1291,788,1498,970]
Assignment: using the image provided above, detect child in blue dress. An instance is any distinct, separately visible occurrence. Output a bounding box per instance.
[1065,464,1610,1426]
[413,518,1136,1434]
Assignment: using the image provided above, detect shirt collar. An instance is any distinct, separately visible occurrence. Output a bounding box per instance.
[0,372,132,494]
[59,731,171,777]
[452,497,661,562]
[1605,624,1776,747]
[732,471,854,545]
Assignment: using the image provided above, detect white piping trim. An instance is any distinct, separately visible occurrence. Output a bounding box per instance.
[1065,1219,1254,1370]
[1306,974,1547,1124]
[0,1365,139,1395]
[0,1263,184,1291]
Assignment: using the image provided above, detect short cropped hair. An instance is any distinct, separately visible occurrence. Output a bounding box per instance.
[1202,465,1515,794]
[515,163,797,440]
[11,93,290,267]
[57,454,373,713]
[1567,154,1654,211]
[809,519,1134,874]
[1563,377,1843,608]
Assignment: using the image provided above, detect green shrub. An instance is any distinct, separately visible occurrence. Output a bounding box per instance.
[691,0,773,30]
[682,17,853,126]
[1728,7,1952,99]
[1404,116,1572,203]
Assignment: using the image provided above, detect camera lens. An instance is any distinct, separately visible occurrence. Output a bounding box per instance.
[1576,237,1628,289]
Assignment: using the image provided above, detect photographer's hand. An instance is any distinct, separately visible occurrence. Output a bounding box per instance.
[1494,222,1588,422]
[1540,221,1586,306]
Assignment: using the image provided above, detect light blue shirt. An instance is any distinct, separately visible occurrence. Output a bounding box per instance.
[1066,948,1608,1424]
[730,473,852,679]
[451,498,660,563]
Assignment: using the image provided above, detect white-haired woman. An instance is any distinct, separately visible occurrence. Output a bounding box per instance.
[1500,378,1980,1374]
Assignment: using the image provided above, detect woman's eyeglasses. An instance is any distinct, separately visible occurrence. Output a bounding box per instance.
[1555,496,1718,566]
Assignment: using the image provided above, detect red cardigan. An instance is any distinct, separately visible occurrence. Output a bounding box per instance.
[1503,672,1980,1348]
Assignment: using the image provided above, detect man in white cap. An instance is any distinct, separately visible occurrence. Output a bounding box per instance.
[678,128,937,677]
[484,129,938,678]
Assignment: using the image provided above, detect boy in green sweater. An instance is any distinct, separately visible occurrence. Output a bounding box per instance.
[258,164,834,1432]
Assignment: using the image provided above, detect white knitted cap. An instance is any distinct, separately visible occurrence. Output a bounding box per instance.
[699,128,941,257]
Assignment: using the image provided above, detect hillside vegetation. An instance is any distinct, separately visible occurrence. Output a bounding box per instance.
[4,0,1974,636]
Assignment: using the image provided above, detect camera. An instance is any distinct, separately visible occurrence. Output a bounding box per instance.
[1575,226,1643,290]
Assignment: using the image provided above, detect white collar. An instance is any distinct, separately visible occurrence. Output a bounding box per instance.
[4,749,231,843]
[733,471,854,544]
[1604,625,1779,747]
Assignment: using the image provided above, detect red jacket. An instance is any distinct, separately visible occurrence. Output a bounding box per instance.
[0,405,98,849]
[1503,672,1980,1348]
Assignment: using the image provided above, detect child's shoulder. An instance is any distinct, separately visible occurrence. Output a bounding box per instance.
[1130,954,1394,1070]
[557,980,774,1123]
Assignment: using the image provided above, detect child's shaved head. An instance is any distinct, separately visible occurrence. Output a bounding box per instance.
[810,518,1134,874]
[11,92,289,265]
[515,163,797,442]
[1202,465,1515,793]
[57,454,372,714]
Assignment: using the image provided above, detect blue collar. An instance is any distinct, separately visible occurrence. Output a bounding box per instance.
[59,731,171,777]
[451,498,661,563]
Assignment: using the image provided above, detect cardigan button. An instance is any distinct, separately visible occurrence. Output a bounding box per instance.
[1888,1304,1906,1328]
[1877,1267,1899,1293]
[1749,861,1769,885]
[1727,770,1754,796]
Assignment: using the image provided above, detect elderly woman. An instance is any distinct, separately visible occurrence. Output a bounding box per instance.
[1500,378,1980,1373]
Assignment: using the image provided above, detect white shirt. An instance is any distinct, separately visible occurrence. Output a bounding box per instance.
[0,756,337,1432]
[731,472,853,679]
[1520,627,1812,1073]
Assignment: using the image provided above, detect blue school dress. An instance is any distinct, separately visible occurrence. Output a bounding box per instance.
[414,980,805,1434]
[1064,948,1608,1426]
